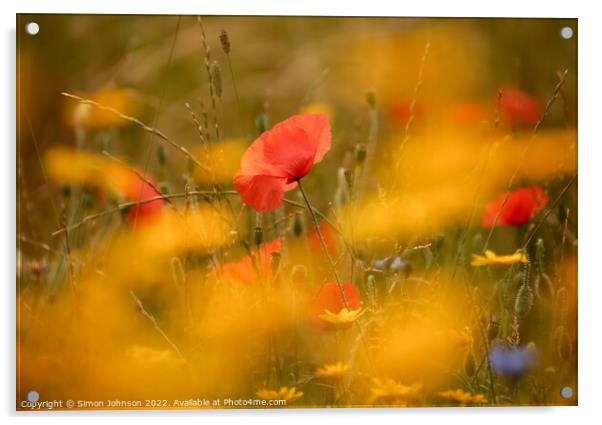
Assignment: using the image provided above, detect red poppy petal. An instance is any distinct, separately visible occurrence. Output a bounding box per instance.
[233,173,287,212]
[298,114,331,164]
[239,133,289,177]
[261,114,331,178]
[482,186,548,228]
[261,120,315,178]
[122,174,164,224]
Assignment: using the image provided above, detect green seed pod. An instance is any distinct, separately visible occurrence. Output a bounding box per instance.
[464,350,476,377]
[256,113,268,134]
[254,226,263,247]
[156,145,167,166]
[556,205,567,222]
[343,169,353,190]
[355,144,367,164]
[159,182,171,195]
[270,252,281,277]
[292,212,304,237]
[487,316,500,342]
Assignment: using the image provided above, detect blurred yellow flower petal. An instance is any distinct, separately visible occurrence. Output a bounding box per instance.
[315,362,350,380]
[471,250,528,267]
[317,308,364,330]
[193,138,248,185]
[63,88,142,129]
[256,387,303,404]
[438,388,487,405]
[300,101,333,118]
[368,378,422,405]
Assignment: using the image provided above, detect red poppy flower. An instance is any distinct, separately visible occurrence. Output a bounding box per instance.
[97,170,164,225]
[120,174,164,225]
[233,114,331,212]
[499,86,542,128]
[482,186,548,228]
[309,282,361,330]
[219,239,282,285]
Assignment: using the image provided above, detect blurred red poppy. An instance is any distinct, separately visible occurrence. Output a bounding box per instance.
[219,239,282,285]
[309,282,361,330]
[233,114,331,212]
[122,176,164,225]
[499,86,542,128]
[482,186,548,228]
[96,171,164,225]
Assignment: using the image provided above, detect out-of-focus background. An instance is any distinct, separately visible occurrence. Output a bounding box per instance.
[17,15,576,239]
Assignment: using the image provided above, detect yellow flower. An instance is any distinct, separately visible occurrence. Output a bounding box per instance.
[317,308,364,330]
[315,362,350,380]
[470,249,528,267]
[438,389,488,405]
[62,87,141,129]
[300,101,332,118]
[256,387,304,404]
[368,378,422,406]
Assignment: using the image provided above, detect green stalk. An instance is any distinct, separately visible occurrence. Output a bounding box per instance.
[296,179,349,309]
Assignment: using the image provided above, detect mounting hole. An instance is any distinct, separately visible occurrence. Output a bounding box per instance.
[25,22,40,35]
[560,386,573,399]
[560,26,573,40]
[26,390,40,402]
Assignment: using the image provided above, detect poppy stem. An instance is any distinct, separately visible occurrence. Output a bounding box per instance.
[295,179,350,310]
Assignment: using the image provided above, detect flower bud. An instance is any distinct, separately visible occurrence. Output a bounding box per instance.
[270,252,281,276]
[464,351,476,377]
[292,212,304,237]
[156,145,167,166]
[355,144,367,164]
[254,226,263,247]
[159,182,171,195]
[256,113,268,134]
[487,315,500,342]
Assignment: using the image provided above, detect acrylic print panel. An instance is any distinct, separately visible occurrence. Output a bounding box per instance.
[16,14,577,410]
